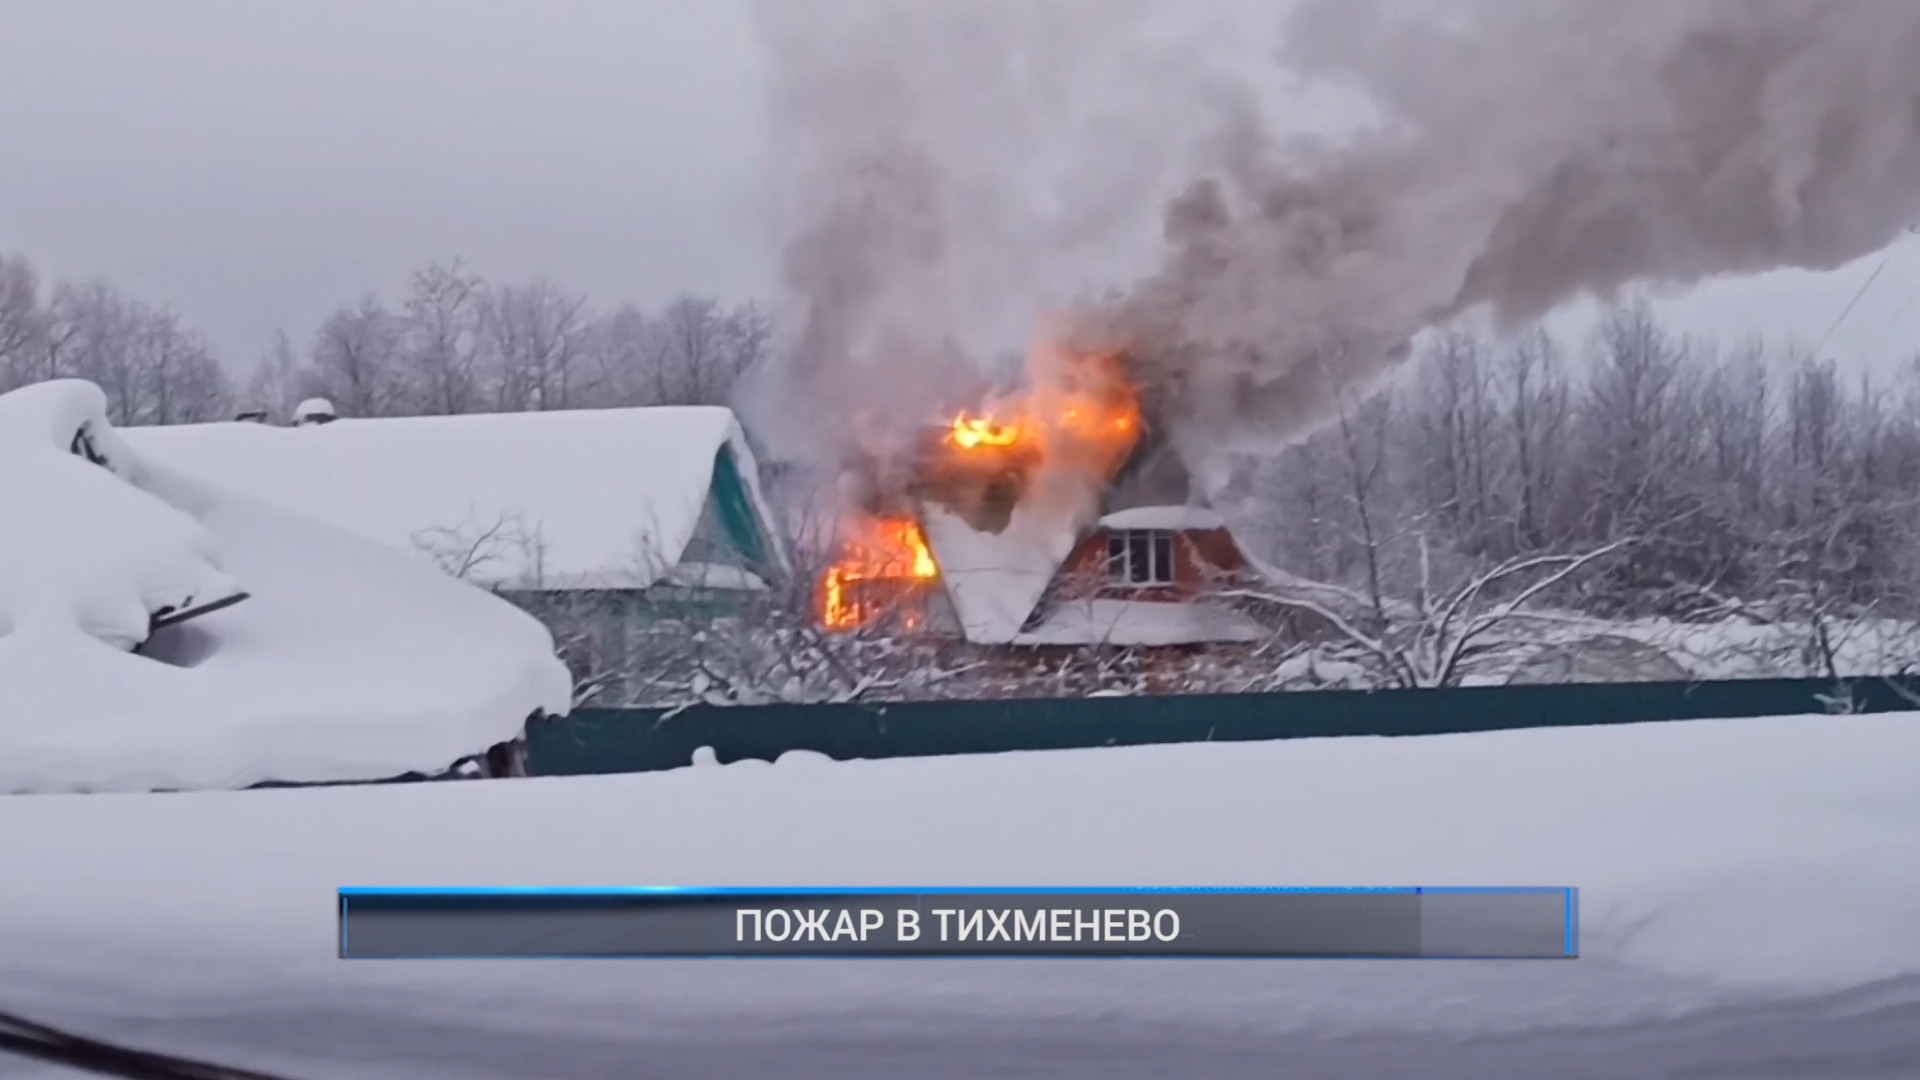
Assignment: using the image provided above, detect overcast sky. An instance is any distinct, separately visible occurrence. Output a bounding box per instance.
[5,0,1920,375]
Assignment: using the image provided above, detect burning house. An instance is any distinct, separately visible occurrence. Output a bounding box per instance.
[815,340,1281,651]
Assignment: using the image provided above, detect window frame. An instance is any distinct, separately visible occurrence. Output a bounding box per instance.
[1104,529,1177,587]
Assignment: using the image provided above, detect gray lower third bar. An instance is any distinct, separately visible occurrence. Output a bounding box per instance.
[339,890,1577,959]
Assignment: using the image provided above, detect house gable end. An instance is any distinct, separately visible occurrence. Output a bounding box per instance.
[673,446,783,586]
[708,446,774,573]
[1014,509,1263,642]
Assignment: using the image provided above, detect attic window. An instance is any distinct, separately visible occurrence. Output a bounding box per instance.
[1106,529,1175,586]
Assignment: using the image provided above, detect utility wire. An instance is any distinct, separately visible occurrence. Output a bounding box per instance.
[0,1007,301,1080]
[1859,229,1920,362]
[1812,224,1920,359]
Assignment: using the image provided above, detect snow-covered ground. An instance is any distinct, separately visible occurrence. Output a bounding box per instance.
[3,712,1917,1077]
[0,381,571,792]
[1259,610,1920,692]
[1014,596,1269,646]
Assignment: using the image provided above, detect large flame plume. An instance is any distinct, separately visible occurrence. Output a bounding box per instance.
[917,339,1143,532]
[818,515,939,631]
[817,332,1146,631]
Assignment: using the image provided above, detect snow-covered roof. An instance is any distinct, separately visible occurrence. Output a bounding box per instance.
[924,487,1250,645]
[921,497,1089,645]
[122,406,788,592]
[0,380,572,793]
[1013,598,1270,647]
[1098,505,1227,531]
[293,397,336,424]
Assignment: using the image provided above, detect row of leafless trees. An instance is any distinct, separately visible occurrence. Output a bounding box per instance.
[0,255,232,426]
[0,250,771,426]
[246,259,771,419]
[1237,305,1920,626]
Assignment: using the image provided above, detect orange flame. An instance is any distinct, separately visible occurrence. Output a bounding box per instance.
[820,517,940,631]
[938,343,1140,477]
[819,331,1144,630]
[947,414,1031,450]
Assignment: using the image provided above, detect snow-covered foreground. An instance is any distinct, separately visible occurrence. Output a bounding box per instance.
[4,713,1919,1077]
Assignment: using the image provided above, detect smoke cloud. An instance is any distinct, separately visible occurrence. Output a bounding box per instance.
[752,0,1920,469]
[745,0,1238,468]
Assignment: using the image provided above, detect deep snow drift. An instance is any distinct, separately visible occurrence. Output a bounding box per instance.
[0,381,572,793]
[2,712,1917,1077]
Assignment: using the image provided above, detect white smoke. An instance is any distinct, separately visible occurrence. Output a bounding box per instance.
[753,0,1920,467]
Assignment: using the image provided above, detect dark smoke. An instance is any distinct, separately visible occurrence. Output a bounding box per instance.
[1118,0,1920,460]
[744,0,1226,468]
[753,0,1920,469]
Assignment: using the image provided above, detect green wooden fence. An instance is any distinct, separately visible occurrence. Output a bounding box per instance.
[524,675,1920,777]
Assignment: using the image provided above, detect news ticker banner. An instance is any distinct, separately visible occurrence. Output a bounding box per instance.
[339,887,1578,959]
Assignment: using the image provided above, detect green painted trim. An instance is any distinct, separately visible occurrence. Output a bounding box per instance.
[707,447,771,574]
[525,675,1915,777]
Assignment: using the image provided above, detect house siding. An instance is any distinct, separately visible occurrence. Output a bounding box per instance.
[1053,526,1251,603]
[708,447,773,574]
[499,456,784,706]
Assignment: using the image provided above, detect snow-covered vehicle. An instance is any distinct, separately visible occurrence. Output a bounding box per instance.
[0,380,572,794]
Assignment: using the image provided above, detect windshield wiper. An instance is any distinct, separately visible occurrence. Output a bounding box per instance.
[0,1007,301,1080]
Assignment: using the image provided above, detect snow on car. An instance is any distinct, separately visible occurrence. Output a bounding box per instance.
[0,380,572,794]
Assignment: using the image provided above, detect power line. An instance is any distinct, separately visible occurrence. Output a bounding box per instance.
[1812,224,1920,359]
[1812,247,1899,358]
[1859,228,1920,362]
[0,1007,301,1080]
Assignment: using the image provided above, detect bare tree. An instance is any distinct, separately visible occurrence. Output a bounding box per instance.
[401,260,486,415]
[310,295,405,417]
[0,254,44,391]
[245,330,321,420]
[37,279,230,426]
[1500,329,1570,553]
[481,277,591,412]
[1230,539,1633,688]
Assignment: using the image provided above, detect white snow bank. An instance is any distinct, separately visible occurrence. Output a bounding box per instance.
[0,385,243,653]
[122,405,787,591]
[1014,598,1269,646]
[3,711,1918,1067]
[1098,505,1226,531]
[0,380,572,793]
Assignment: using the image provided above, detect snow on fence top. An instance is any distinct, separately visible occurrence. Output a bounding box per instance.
[0,380,573,793]
[122,405,788,592]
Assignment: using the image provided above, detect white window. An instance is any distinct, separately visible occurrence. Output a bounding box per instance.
[1106,530,1176,586]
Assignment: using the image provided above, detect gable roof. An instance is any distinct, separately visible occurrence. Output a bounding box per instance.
[911,429,1184,644]
[1006,500,1268,647]
[120,406,789,592]
[921,499,1084,644]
